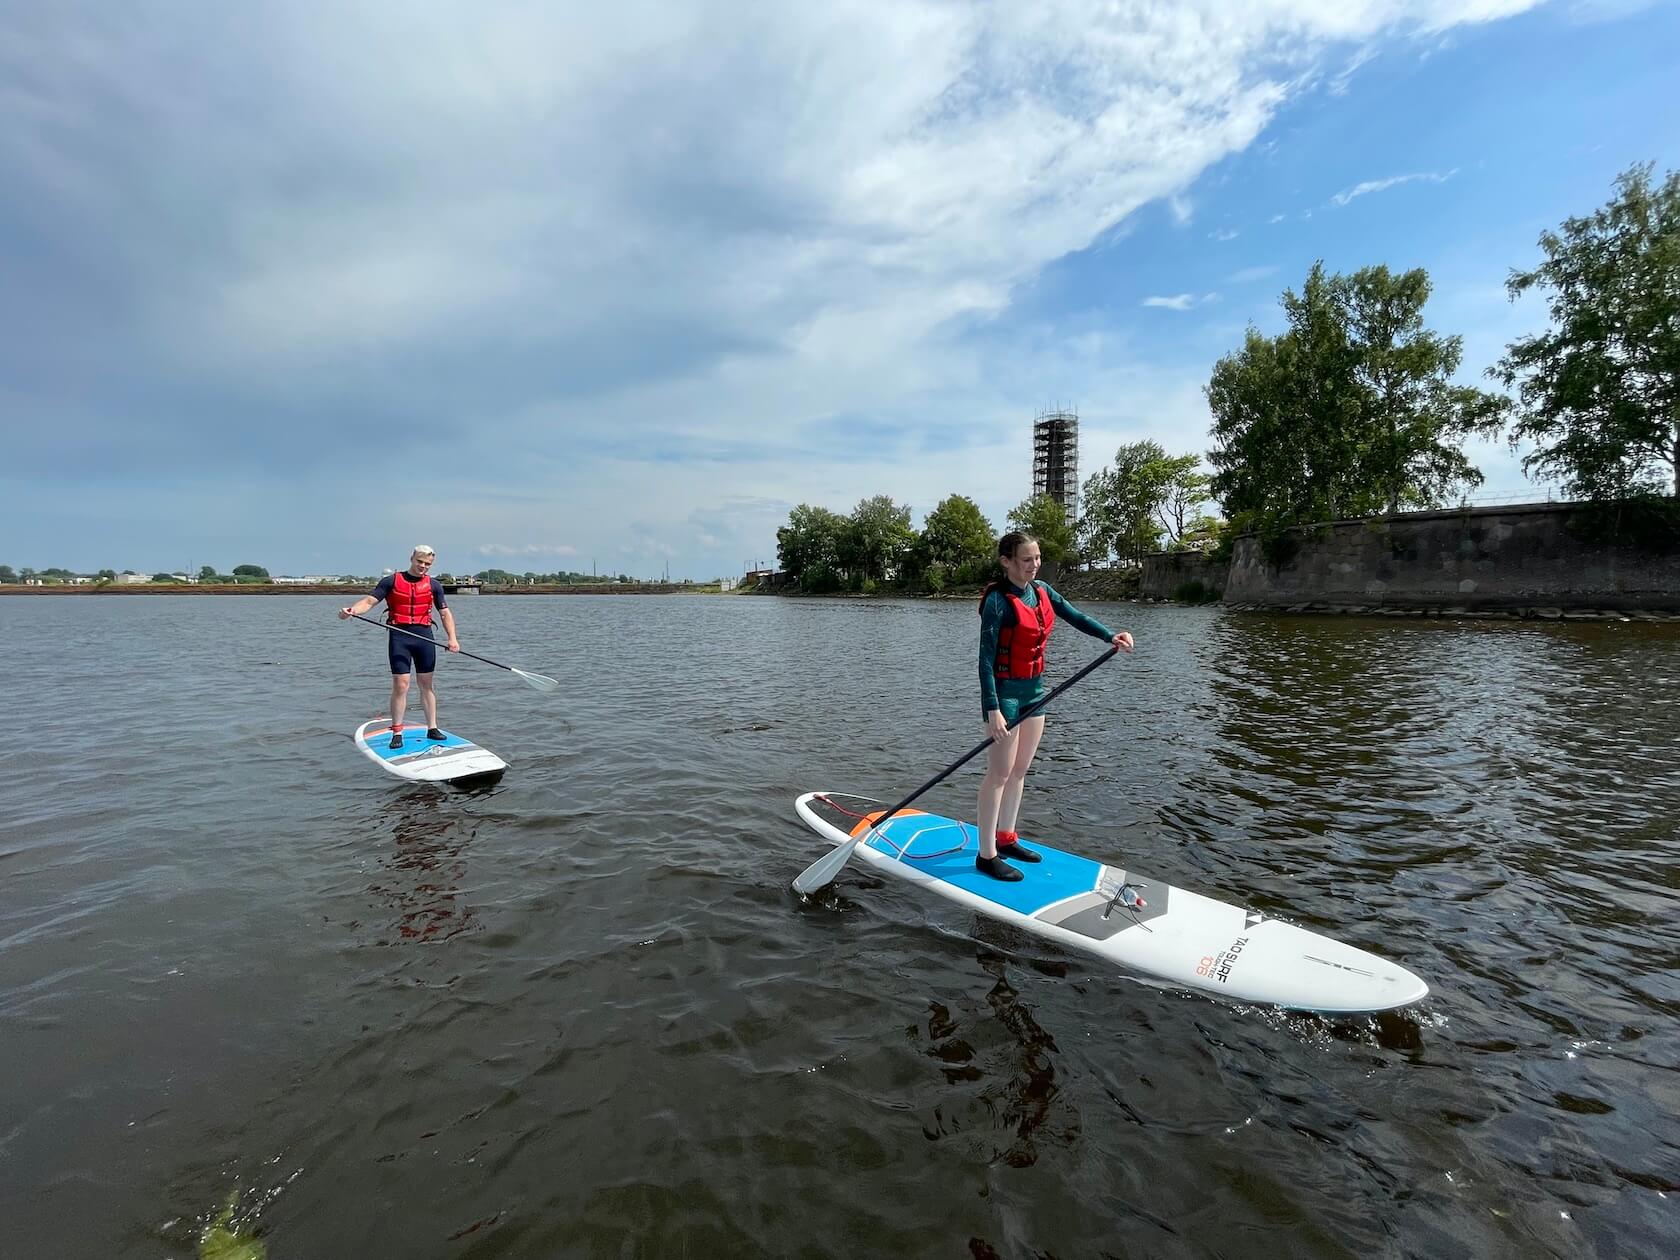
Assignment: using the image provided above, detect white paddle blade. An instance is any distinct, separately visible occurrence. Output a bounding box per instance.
[514,668,560,692]
[792,835,862,896]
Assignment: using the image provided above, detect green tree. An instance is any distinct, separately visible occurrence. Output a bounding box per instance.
[1209,262,1501,543]
[1344,265,1507,512]
[232,564,270,578]
[1006,494,1077,566]
[840,495,915,584]
[198,565,217,582]
[1080,441,1184,564]
[1209,299,1356,543]
[776,504,847,589]
[1177,514,1226,552]
[150,572,179,583]
[910,494,995,586]
[1492,163,1680,499]
[0,565,16,583]
[1159,467,1214,546]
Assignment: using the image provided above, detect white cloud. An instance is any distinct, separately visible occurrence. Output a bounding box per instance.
[1330,46,1380,94]
[1227,265,1282,284]
[476,543,580,558]
[1567,0,1658,22]
[1209,227,1241,241]
[0,0,1551,575]
[1143,293,1220,310]
[1332,169,1457,206]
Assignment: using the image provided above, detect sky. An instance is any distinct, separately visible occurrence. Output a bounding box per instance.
[2,0,1676,579]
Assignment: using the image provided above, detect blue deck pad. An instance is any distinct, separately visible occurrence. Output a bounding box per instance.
[364,728,472,763]
[864,812,1105,916]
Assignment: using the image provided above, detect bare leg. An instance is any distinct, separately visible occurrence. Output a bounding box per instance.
[975,725,1019,858]
[390,673,412,729]
[997,716,1046,835]
[415,672,438,729]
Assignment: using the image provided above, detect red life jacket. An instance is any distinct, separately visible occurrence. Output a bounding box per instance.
[993,582,1054,679]
[387,570,436,626]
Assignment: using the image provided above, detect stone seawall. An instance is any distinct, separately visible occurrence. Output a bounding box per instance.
[1139,552,1226,600]
[1218,502,1680,614]
[1046,567,1141,602]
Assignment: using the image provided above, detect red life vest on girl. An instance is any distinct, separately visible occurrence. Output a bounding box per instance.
[387,570,436,626]
[993,582,1054,679]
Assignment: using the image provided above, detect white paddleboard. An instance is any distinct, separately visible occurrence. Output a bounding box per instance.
[353,719,508,784]
[796,792,1428,1015]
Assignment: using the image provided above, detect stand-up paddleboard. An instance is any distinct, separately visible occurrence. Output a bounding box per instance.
[353,719,507,784]
[795,792,1428,1014]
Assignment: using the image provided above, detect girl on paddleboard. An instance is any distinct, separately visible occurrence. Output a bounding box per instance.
[975,531,1133,881]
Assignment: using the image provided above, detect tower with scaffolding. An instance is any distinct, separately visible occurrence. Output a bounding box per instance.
[1032,407,1080,523]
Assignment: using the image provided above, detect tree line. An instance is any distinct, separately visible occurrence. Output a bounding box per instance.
[775,457,1219,594]
[776,162,1680,587]
[0,563,656,586]
[0,564,278,585]
[1208,163,1678,554]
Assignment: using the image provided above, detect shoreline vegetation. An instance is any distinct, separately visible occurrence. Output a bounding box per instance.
[0,582,720,595]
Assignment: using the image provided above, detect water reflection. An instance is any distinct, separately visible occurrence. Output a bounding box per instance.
[917,943,1078,1170]
[363,789,481,945]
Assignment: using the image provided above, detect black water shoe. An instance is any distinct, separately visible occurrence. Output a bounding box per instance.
[998,841,1041,863]
[427,728,445,741]
[976,855,1024,882]
[389,732,404,749]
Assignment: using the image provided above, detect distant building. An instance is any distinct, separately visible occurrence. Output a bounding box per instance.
[1032,407,1080,522]
[116,572,152,584]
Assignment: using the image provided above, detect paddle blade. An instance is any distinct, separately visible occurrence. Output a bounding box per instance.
[513,668,560,693]
[792,835,861,896]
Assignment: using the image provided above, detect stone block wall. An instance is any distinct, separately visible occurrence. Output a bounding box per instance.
[1139,551,1226,600]
[1222,502,1680,612]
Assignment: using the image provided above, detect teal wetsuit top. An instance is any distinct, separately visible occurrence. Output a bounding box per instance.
[979,580,1115,722]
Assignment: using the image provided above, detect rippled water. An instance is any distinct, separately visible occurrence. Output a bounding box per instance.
[2,594,1676,1258]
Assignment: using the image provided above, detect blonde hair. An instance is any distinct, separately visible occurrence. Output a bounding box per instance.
[411,545,436,558]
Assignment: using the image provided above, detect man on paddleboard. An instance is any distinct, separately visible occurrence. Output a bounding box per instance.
[338,545,461,748]
[975,530,1133,881]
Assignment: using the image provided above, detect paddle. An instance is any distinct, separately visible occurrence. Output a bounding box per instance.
[792,645,1120,896]
[344,610,559,692]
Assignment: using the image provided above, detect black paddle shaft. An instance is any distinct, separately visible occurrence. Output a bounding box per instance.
[862,645,1119,838]
[347,610,520,675]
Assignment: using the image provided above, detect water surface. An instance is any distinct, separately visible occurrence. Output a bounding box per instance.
[2,594,1675,1257]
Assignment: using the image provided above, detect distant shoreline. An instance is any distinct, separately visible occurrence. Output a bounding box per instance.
[0,583,719,596]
